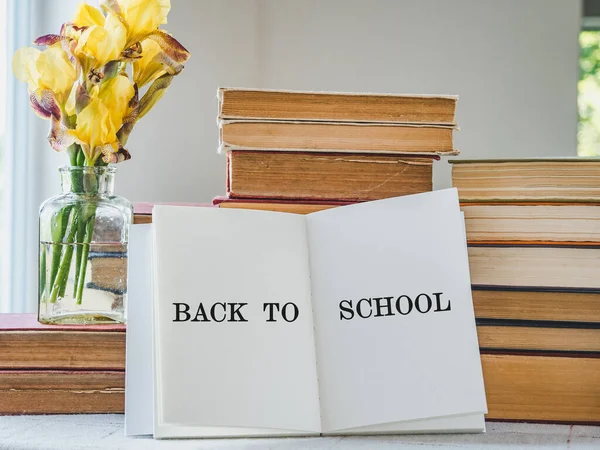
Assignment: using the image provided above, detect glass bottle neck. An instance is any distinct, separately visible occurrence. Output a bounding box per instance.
[60,166,116,195]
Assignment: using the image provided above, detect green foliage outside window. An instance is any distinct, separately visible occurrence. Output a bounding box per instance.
[579,31,600,156]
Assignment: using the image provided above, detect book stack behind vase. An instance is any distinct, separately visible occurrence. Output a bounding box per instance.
[451,158,600,423]
[214,88,459,212]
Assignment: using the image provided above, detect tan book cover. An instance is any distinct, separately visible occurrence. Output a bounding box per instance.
[0,370,124,414]
[451,159,600,202]
[482,354,600,423]
[218,88,458,125]
[0,314,125,370]
[461,203,600,243]
[468,245,600,290]
[476,325,600,353]
[220,121,457,155]
[472,289,600,323]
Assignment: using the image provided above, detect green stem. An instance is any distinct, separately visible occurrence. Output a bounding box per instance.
[48,205,72,291]
[72,218,86,297]
[76,205,97,304]
[39,244,47,299]
[70,145,88,297]
[49,209,78,303]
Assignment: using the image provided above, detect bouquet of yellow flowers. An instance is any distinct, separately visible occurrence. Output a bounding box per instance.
[13,0,189,165]
[11,0,189,322]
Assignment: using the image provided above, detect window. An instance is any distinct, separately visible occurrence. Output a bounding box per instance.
[2,0,37,313]
[0,0,7,308]
[579,30,600,156]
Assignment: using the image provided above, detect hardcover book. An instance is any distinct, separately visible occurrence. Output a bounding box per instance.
[219,121,456,155]
[126,189,487,438]
[451,158,600,202]
[472,289,600,323]
[213,197,351,214]
[0,314,125,370]
[461,203,600,243]
[226,151,435,201]
[467,245,600,290]
[217,88,458,125]
[481,354,600,422]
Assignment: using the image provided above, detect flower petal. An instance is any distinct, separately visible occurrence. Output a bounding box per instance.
[48,117,76,151]
[30,89,61,120]
[133,39,166,86]
[75,83,91,114]
[71,98,118,162]
[148,29,190,64]
[12,47,41,87]
[100,0,122,17]
[73,3,106,27]
[116,85,139,145]
[137,72,172,119]
[99,74,135,129]
[119,0,171,43]
[36,46,77,98]
[102,145,130,163]
[75,12,126,68]
[34,34,68,46]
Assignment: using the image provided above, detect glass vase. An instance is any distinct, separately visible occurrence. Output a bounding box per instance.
[38,166,133,324]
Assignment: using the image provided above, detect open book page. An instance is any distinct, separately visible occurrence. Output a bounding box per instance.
[125,224,154,436]
[306,189,487,432]
[152,206,321,437]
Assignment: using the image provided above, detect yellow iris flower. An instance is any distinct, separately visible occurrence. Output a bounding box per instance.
[70,98,118,163]
[12,0,188,163]
[72,3,105,27]
[69,74,134,163]
[133,39,166,87]
[74,9,127,68]
[118,0,171,45]
[99,75,135,131]
[13,46,77,104]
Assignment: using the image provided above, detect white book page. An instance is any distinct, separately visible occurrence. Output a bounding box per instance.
[306,189,487,432]
[152,206,321,436]
[125,224,154,436]
[333,413,485,435]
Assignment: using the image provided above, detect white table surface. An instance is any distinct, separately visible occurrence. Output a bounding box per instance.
[0,415,599,450]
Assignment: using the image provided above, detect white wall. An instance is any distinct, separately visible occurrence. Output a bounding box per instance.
[257,0,581,189]
[36,0,581,202]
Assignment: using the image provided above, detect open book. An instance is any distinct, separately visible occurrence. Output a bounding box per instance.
[127,189,487,438]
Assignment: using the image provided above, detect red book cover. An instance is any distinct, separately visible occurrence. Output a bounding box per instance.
[212,196,354,207]
[0,313,125,332]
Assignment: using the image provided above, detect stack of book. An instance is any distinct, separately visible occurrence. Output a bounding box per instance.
[452,158,600,423]
[0,314,125,414]
[214,88,459,212]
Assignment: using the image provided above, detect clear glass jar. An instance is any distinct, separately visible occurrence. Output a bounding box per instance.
[38,166,132,324]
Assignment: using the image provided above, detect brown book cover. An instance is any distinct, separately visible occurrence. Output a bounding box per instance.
[476,323,600,353]
[220,121,456,155]
[482,354,600,423]
[0,370,124,414]
[0,314,125,370]
[133,214,152,224]
[451,158,600,202]
[226,151,435,201]
[218,88,458,125]
[472,289,600,323]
